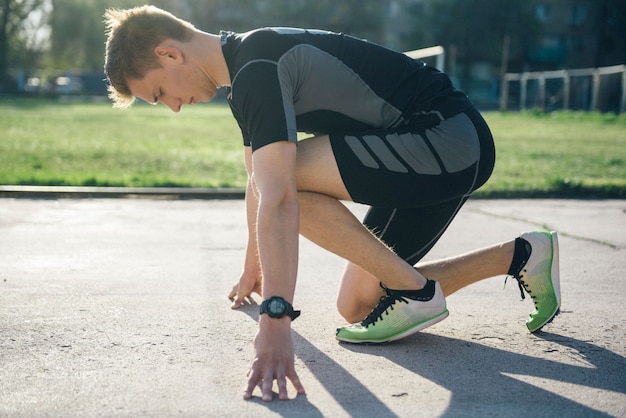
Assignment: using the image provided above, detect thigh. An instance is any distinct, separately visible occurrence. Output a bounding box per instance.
[295,134,352,201]
[328,110,494,208]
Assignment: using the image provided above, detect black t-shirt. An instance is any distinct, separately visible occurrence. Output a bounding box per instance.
[221,28,472,151]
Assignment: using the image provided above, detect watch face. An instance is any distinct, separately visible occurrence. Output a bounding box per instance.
[268,298,286,314]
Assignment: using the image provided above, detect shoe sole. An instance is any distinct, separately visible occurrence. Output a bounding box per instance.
[337,308,449,344]
[551,231,561,306]
[528,231,561,333]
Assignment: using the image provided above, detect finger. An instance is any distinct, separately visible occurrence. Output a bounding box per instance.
[243,369,260,400]
[229,286,248,309]
[276,376,288,401]
[288,371,306,396]
[273,363,290,401]
[229,280,251,299]
[243,380,258,400]
[262,371,274,402]
[230,297,243,309]
[231,294,255,309]
[227,282,238,299]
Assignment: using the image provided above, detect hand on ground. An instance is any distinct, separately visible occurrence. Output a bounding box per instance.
[228,271,263,308]
[243,317,306,401]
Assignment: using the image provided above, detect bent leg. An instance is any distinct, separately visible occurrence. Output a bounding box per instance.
[336,263,383,323]
[336,242,515,323]
[295,134,516,325]
[295,135,428,291]
[297,191,425,291]
[417,241,515,296]
[334,200,514,323]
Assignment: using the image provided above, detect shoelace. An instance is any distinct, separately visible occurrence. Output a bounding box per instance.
[360,283,409,327]
[505,272,531,302]
[506,237,534,302]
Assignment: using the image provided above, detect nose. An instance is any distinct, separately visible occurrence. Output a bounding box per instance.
[161,97,181,113]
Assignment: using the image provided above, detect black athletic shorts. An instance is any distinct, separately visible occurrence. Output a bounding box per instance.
[329,106,495,265]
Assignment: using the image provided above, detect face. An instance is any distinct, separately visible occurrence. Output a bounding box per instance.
[127,46,218,112]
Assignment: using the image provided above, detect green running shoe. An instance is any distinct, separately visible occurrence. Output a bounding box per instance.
[336,279,448,344]
[510,231,561,332]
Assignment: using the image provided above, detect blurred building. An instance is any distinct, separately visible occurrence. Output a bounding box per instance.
[530,0,624,69]
[383,0,624,70]
[380,0,624,110]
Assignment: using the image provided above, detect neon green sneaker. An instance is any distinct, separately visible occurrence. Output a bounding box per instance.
[510,231,561,332]
[335,279,448,344]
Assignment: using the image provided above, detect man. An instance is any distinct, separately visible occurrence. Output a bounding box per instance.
[104,6,560,402]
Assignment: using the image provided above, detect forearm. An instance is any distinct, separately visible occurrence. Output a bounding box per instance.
[243,177,261,275]
[250,141,300,303]
[256,195,299,302]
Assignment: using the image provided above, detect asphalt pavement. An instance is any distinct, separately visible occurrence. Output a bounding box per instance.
[1,196,624,417]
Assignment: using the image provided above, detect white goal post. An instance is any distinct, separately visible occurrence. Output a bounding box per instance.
[404,46,445,72]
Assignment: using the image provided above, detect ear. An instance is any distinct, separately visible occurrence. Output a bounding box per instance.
[154,44,184,64]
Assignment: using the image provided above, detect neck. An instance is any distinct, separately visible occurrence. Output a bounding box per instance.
[191,30,231,87]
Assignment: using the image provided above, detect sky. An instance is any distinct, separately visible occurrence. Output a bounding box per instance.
[23,0,53,51]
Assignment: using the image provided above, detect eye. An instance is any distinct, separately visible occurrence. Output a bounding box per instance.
[153,89,164,104]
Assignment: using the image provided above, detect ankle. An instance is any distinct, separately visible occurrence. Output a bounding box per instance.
[388,279,436,301]
[383,271,428,291]
[507,237,531,277]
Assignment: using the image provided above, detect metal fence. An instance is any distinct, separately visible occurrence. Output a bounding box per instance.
[499,64,626,114]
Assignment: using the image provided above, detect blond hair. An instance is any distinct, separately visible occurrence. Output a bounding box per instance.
[104,5,196,108]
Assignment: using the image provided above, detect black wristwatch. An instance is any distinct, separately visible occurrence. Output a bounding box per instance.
[260,296,301,320]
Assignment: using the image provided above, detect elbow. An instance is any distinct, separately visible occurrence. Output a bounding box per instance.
[258,185,300,219]
[252,172,299,211]
[282,195,300,217]
[278,196,300,229]
[265,190,300,215]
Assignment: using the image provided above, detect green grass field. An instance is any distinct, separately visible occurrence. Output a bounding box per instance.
[1,98,625,197]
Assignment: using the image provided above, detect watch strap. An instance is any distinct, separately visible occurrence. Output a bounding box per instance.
[260,296,301,321]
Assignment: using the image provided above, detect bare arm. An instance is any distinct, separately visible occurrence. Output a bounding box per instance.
[228,146,262,307]
[253,142,299,301]
[242,141,305,401]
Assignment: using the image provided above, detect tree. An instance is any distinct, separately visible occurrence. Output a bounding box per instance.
[41,0,387,74]
[0,0,46,90]
[147,0,386,43]
[45,0,142,71]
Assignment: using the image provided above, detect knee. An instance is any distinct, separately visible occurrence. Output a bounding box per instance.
[336,298,366,324]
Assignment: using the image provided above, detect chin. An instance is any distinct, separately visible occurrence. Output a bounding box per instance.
[205,90,217,103]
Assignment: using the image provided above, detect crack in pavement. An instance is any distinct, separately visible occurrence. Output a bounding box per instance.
[467,207,620,250]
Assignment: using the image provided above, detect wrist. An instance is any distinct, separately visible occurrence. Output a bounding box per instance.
[259,314,291,326]
[259,296,301,321]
